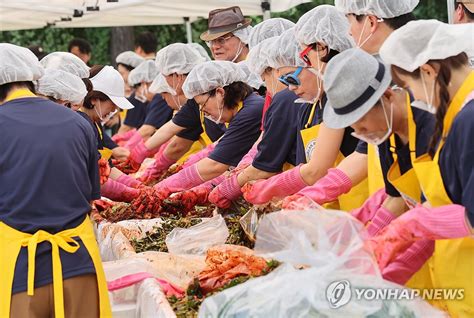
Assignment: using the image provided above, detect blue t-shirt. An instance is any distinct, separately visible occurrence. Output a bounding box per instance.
[143,94,173,129]
[173,99,226,142]
[123,92,148,128]
[439,100,474,225]
[253,89,300,172]
[0,97,100,294]
[357,106,435,197]
[296,96,358,164]
[209,93,264,166]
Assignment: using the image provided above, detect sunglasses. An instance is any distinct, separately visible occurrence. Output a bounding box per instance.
[278,67,303,87]
[299,45,314,67]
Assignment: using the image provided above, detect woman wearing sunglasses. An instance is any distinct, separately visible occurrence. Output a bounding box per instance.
[242,7,365,210]
[131,61,263,207]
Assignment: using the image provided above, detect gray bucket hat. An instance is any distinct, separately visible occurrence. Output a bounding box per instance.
[323,48,392,129]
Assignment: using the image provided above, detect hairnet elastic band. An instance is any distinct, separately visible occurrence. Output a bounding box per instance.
[334,62,385,115]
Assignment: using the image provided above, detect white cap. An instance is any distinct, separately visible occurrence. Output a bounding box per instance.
[267,28,306,69]
[90,66,134,110]
[238,61,264,89]
[40,52,89,78]
[182,60,246,99]
[155,43,205,76]
[233,25,253,45]
[116,51,145,69]
[248,18,295,49]
[335,0,419,18]
[36,69,87,105]
[0,43,44,85]
[296,5,355,52]
[127,60,159,86]
[149,73,176,95]
[380,20,474,72]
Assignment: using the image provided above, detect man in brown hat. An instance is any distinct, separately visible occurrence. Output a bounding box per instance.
[200,6,252,62]
[453,0,474,23]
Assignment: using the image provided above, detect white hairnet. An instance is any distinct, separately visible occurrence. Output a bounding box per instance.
[0,43,44,85]
[266,28,306,69]
[182,60,246,99]
[149,73,176,95]
[233,25,253,45]
[335,0,419,18]
[188,43,211,61]
[296,5,355,52]
[238,61,264,89]
[155,43,205,76]
[115,51,145,69]
[128,60,159,86]
[36,69,87,105]
[40,52,89,78]
[246,37,276,76]
[380,20,474,72]
[248,18,295,49]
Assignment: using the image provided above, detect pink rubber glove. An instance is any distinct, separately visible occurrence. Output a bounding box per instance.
[367,204,471,270]
[208,174,241,209]
[366,206,397,237]
[107,272,184,298]
[116,173,142,188]
[152,164,204,199]
[350,188,387,225]
[101,178,140,202]
[124,130,144,150]
[382,239,434,285]
[282,168,352,209]
[182,143,216,169]
[114,140,159,174]
[239,144,258,167]
[242,165,307,205]
[139,152,175,183]
[112,129,136,146]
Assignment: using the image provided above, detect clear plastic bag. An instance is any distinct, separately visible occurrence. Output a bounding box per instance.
[239,207,260,242]
[165,214,229,255]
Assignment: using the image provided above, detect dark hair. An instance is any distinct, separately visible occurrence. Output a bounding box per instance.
[455,1,474,21]
[27,45,47,60]
[134,32,157,54]
[391,52,469,157]
[353,12,416,30]
[68,38,92,54]
[82,65,110,109]
[0,81,35,102]
[208,81,253,109]
[117,62,134,72]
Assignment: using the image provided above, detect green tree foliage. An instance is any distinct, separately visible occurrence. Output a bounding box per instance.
[0,0,449,64]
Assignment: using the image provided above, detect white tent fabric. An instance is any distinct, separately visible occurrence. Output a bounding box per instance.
[0,0,309,31]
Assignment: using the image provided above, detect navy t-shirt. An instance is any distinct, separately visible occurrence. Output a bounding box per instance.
[356,107,436,197]
[296,96,358,164]
[173,99,226,142]
[253,89,300,172]
[439,100,474,225]
[123,92,148,128]
[0,97,100,294]
[143,94,173,129]
[209,93,264,167]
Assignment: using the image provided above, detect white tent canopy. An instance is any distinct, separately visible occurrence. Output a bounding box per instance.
[0,0,309,31]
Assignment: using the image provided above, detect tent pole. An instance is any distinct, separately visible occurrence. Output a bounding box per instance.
[447,0,454,24]
[184,17,192,43]
[261,0,271,20]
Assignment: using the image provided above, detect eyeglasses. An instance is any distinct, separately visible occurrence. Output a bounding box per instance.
[198,94,211,111]
[206,34,235,47]
[299,45,314,67]
[278,67,303,87]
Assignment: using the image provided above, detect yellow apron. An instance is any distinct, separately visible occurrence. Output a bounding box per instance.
[411,72,474,317]
[0,218,111,318]
[95,123,113,161]
[300,102,369,211]
[386,93,433,291]
[367,144,385,195]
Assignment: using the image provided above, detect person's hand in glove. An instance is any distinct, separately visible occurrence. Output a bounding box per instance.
[282,168,352,209]
[152,164,205,200]
[101,178,140,202]
[123,130,144,150]
[116,173,142,188]
[112,129,136,146]
[138,151,175,184]
[130,186,166,214]
[366,204,471,270]
[208,174,242,209]
[242,165,308,205]
[98,158,111,185]
[114,140,158,174]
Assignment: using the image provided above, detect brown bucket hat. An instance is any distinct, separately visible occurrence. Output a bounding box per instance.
[200,6,252,42]
[458,0,474,12]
